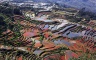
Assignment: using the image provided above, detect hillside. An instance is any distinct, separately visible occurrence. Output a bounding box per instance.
[0,2,96,60]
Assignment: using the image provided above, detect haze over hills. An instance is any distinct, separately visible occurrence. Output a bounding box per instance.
[0,0,96,13]
[32,0,96,13]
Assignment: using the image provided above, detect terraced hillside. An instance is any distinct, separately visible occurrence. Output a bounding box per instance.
[0,14,95,60]
[0,3,96,60]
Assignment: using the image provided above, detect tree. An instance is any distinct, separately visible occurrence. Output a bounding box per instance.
[3,3,9,6]
[3,8,12,15]
[0,16,7,36]
[14,8,22,15]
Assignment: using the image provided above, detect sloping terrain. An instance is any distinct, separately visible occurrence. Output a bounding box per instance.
[0,3,96,60]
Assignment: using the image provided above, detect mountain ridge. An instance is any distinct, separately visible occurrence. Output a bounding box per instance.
[32,0,96,13]
[2,0,96,13]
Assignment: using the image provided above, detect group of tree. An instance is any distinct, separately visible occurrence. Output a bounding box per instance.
[78,8,96,20]
[0,3,22,17]
[0,16,7,36]
[65,8,96,23]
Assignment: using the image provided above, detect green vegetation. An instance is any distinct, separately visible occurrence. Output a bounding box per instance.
[70,53,96,60]
[0,3,22,16]
[30,20,43,25]
[0,48,39,60]
[0,15,7,35]
[65,15,82,23]
[65,8,96,27]
[0,4,23,46]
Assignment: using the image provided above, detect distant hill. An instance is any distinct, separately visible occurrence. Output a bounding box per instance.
[33,0,96,13]
[9,0,96,13]
[12,0,26,3]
